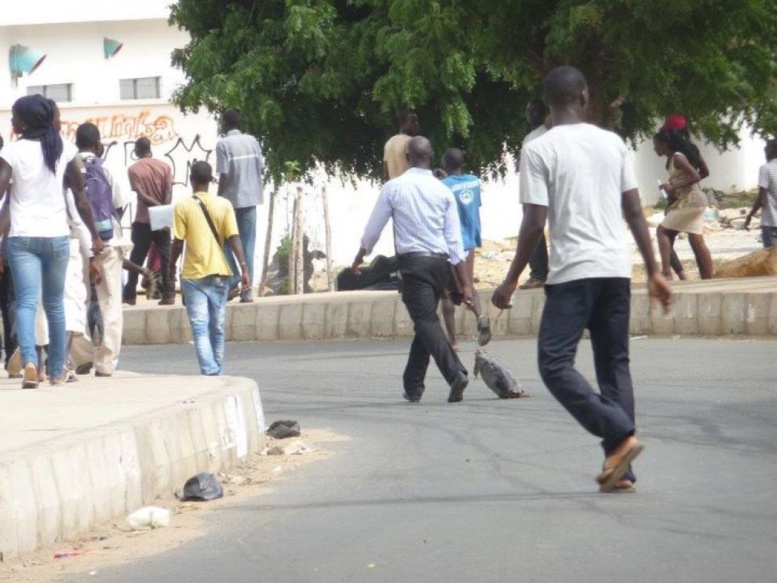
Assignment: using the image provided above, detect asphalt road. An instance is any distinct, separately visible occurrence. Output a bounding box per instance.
[65,337,777,583]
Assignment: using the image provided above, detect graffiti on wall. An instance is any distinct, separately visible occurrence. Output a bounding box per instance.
[60,110,179,146]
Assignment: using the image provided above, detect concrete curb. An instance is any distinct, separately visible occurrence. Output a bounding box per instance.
[122,277,777,345]
[0,376,265,560]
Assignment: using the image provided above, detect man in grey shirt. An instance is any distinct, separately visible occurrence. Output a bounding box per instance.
[216,109,265,302]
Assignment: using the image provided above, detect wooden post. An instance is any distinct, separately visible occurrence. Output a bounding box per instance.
[258,188,276,296]
[321,184,335,291]
[288,188,299,294]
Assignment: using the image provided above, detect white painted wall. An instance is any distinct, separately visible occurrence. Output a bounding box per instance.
[2,0,169,26]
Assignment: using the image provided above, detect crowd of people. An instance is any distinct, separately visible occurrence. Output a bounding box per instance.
[354,65,775,492]
[0,97,260,383]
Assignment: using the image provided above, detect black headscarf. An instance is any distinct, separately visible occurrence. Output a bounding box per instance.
[12,94,63,174]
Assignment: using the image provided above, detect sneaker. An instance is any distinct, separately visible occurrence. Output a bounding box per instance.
[477,315,491,346]
[22,362,39,389]
[518,277,545,290]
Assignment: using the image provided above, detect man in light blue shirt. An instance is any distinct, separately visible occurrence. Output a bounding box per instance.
[216,109,265,302]
[352,136,473,404]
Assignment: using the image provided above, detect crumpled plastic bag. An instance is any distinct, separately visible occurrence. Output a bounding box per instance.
[181,472,224,501]
[267,420,301,439]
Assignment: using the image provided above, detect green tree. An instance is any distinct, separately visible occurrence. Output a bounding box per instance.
[170,0,777,181]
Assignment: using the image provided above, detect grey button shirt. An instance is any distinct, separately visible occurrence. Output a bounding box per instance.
[215,129,265,209]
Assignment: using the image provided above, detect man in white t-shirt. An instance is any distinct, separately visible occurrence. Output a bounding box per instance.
[492,66,672,493]
[745,139,777,247]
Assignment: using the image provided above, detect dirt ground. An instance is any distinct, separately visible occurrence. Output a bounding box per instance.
[0,429,346,583]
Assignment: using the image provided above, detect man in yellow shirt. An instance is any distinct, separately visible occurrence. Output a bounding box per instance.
[169,161,250,375]
[383,110,419,181]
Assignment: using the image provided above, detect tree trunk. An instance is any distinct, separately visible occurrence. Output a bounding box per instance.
[322,184,335,292]
[258,188,276,297]
[294,186,304,294]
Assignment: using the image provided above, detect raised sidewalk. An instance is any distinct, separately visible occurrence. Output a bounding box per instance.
[0,373,264,560]
[124,276,777,344]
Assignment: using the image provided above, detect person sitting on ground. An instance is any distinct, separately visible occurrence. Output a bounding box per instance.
[438,147,490,350]
[744,139,777,248]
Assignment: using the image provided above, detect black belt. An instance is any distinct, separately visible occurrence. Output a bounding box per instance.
[397,251,448,260]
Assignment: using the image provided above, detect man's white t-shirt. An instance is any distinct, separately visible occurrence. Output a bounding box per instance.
[519,123,637,285]
[0,140,76,238]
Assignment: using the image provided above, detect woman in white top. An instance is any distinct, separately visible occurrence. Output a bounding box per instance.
[0,95,102,388]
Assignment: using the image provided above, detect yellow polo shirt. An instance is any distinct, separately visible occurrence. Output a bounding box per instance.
[172,191,239,279]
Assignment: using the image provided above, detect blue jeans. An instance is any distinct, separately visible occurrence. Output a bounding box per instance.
[225,206,256,297]
[538,278,637,480]
[7,236,70,378]
[182,275,228,375]
[762,226,777,248]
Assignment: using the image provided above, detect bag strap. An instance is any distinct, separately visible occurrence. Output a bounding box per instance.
[193,195,222,247]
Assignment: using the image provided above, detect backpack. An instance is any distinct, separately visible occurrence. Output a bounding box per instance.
[83,156,115,241]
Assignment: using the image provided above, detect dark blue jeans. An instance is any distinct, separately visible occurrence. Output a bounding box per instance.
[538,278,636,459]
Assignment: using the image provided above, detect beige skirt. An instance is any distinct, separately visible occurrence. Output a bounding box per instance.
[661,206,705,235]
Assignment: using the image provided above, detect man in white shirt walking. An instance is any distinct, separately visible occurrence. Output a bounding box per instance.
[492,66,673,492]
[354,136,473,403]
[745,139,777,247]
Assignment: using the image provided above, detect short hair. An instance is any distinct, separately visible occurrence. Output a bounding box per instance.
[397,109,417,123]
[222,109,240,128]
[442,147,464,171]
[544,66,588,108]
[528,98,546,113]
[75,122,101,151]
[190,160,213,185]
[766,139,777,154]
[134,136,151,155]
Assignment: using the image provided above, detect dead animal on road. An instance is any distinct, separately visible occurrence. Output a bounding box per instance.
[473,349,529,399]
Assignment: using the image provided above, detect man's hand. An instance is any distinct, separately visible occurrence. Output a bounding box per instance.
[459,284,474,308]
[351,250,366,276]
[241,271,251,291]
[92,237,105,256]
[88,258,102,285]
[491,280,517,310]
[744,214,753,231]
[648,272,673,314]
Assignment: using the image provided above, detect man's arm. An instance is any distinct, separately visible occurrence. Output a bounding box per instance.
[163,166,173,205]
[227,234,251,289]
[66,159,104,254]
[622,188,672,312]
[352,188,393,273]
[745,187,766,230]
[0,158,11,201]
[168,238,184,282]
[491,204,547,309]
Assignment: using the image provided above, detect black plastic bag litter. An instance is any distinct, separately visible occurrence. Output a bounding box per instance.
[181,472,224,501]
[267,420,301,439]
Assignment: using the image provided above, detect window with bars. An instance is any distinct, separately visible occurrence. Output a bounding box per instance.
[27,83,73,102]
[119,77,161,100]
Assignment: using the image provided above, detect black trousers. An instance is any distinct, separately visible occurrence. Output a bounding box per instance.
[399,255,466,395]
[528,233,549,281]
[123,222,174,299]
[538,278,636,459]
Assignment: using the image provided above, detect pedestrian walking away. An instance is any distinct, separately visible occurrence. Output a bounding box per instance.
[439,147,490,350]
[353,136,473,404]
[492,66,673,492]
[0,95,103,388]
[216,109,265,303]
[744,139,777,247]
[169,161,250,376]
[123,137,175,305]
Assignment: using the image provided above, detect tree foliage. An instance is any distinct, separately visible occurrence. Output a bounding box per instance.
[169,0,777,182]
